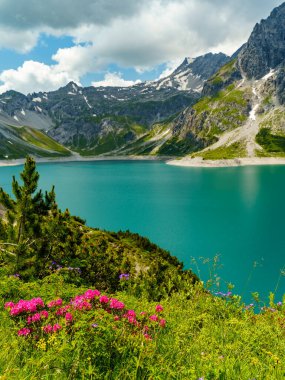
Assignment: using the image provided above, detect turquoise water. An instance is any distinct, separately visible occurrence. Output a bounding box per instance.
[0,161,284,302]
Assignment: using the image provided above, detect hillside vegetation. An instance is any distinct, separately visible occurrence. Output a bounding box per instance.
[0,158,284,379]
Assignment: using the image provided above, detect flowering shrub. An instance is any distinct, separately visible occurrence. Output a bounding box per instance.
[4,289,166,346]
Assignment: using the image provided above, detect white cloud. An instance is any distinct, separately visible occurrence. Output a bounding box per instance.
[158,59,183,80]
[0,27,39,53]
[0,0,283,93]
[55,0,283,73]
[0,61,78,94]
[92,72,141,87]
[0,0,146,30]
[52,45,99,77]
[0,0,281,57]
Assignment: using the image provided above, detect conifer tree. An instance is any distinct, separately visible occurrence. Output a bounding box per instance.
[0,156,56,271]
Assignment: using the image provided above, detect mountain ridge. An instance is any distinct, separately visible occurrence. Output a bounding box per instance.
[0,2,285,161]
[149,1,285,161]
[0,53,228,159]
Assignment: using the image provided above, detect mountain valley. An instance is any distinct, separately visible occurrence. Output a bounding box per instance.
[0,3,285,162]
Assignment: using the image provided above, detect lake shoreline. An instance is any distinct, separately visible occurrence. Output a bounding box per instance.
[0,155,171,167]
[2,155,285,168]
[166,157,285,168]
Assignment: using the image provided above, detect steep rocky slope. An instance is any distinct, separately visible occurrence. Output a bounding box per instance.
[150,2,285,159]
[0,53,228,159]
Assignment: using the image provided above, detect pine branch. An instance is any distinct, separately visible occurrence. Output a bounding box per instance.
[0,247,16,257]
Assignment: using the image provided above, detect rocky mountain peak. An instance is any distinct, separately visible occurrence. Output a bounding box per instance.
[238,2,285,79]
[60,81,82,93]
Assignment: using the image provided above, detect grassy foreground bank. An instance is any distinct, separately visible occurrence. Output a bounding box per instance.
[0,274,284,380]
[0,158,284,379]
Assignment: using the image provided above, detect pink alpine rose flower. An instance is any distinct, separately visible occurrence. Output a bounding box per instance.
[17,328,31,336]
[149,314,159,322]
[47,298,63,308]
[40,310,49,319]
[43,324,53,333]
[144,333,152,340]
[99,295,109,304]
[109,298,125,310]
[65,312,73,322]
[155,304,164,313]
[127,310,136,318]
[53,324,62,332]
[84,289,101,299]
[4,302,14,309]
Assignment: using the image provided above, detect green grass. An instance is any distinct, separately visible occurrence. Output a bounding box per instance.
[259,109,285,134]
[206,59,238,88]
[0,160,284,379]
[0,125,71,159]
[256,128,285,155]
[195,141,247,160]
[193,85,248,116]
[158,134,205,156]
[15,127,71,155]
[74,116,147,155]
[188,85,249,150]
[0,275,284,379]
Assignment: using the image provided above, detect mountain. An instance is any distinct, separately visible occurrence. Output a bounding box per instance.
[148,2,285,159]
[4,0,285,163]
[238,3,285,80]
[146,52,229,92]
[0,53,228,159]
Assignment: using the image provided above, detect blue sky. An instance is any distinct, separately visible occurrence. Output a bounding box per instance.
[0,34,166,87]
[0,0,282,94]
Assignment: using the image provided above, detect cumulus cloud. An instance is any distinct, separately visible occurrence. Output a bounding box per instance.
[0,0,283,93]
[0,61,78,94]
[158,59,184,80]
[0,0,147,29]
[0,27,39,53]
[92,72,141,88]
[0,0,281,56]
[52,45,99,77]
[43,0,283,75]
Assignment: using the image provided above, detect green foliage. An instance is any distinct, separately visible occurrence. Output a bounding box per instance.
[206,59,238,91]
[0,157,57,273]
[195,141,247,160]
[74,115,147,155]
[12,126,71,155]
[193,86,248,116]
[0,158,284,379]
[0,125,70,160]
[259,109,285,134]
[256,128,285,155]
[0,158,197,298]
[0,275,284,379]
[158,136,205,156]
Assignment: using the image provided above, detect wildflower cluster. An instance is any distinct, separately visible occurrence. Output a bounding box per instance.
[49,261,82,274]
[215,291,232,297]
[4,289,166,345]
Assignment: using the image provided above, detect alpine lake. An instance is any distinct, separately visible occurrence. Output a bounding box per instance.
[0,160,284,303]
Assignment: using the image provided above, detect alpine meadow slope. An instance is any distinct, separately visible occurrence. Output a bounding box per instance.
[166,2,285,163]
[0,157,284,379]
[0,54,230,159]
[1,4,285,162]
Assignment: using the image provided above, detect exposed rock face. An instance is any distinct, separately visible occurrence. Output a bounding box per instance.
[0,53,230,156]
[155,53,229,93]
[276,65,285,104]
[238,2,285,79]
[202,59,242,97]
[188,53,230,80]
